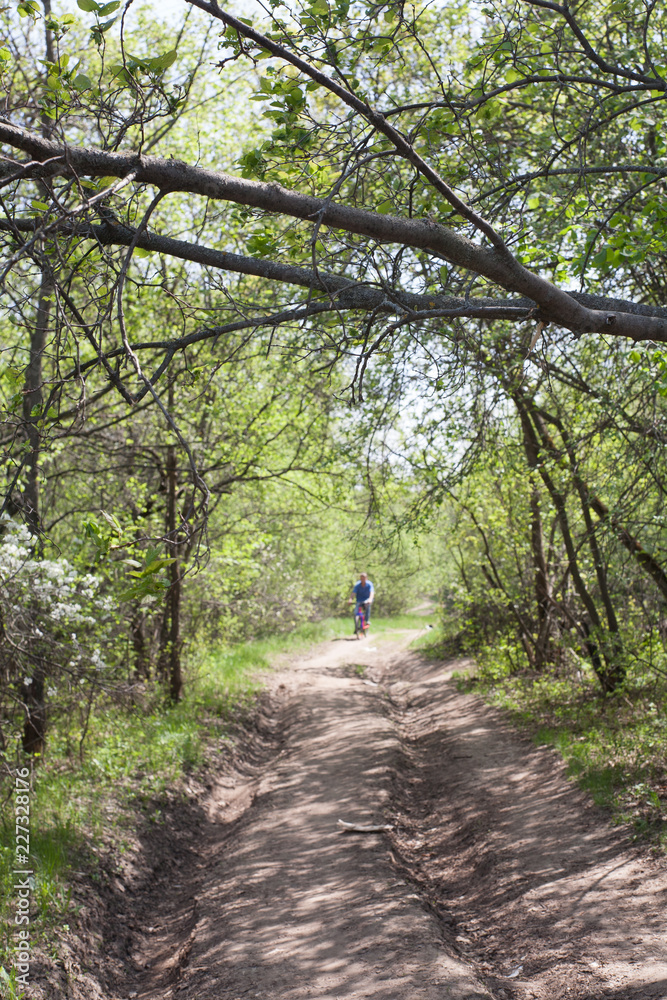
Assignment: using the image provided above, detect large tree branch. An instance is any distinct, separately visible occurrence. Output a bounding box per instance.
[6,216,667,326]
[4,214,667,328]
[1,117,667,341]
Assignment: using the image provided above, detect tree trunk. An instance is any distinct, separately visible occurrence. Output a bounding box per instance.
[517,405,554,668]
[470,507,537,668]
[22,272,51,540]
[131,611,150,680]
[532,405,667,600]
[527,403,625,692]
[20,274,51,755]
[19,4,56,756]
[533,408,621,632]
[163,440,183,702]
[589,494,667,599]
[513,395,620,690]
[22,666,46,757]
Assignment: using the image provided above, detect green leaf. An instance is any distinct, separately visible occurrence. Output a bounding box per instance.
[285,87,304,106]
[377,199,393,214]
[144,557,176,574]
[31,200,50,211]
[147,48,178,72]
[0,47,11,62]
[120,577,169,601]
[247,232,280,256]
[125,53,147,68]
[73,73,91,91]
[134,247,154,258]
[100,509,122,534]
[17,0,40,17]
[98,0,120,12]
[77,0,101,11]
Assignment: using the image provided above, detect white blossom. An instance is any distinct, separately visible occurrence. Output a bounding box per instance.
[0,518,116,683]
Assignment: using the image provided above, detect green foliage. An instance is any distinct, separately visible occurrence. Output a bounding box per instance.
[630,347,667,398]
[372,611,437,633]
[119,548,176,601]
[0,815,78,979]
[0,964,26,1000]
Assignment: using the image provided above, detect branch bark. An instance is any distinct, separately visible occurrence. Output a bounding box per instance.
[2,117,667,341]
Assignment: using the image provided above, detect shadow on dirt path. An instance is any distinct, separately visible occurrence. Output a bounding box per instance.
[386,652,667,1000]
[118,631,490,1000]
[107,631,667,1000]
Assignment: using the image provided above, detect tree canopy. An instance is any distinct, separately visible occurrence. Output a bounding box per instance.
[2,0,667,754]
[3,0,667,405]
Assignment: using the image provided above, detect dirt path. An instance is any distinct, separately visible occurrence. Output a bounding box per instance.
[387,649,667,999]
[114,630,667,1000]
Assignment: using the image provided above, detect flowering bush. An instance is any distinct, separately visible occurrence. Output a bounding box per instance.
[0,517,120,759]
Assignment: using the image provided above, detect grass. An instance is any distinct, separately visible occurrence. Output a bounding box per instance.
[408,622,448,653]
[371,611,438,634]
[458,647,667,850]
[0,966,24,1000]
[191,614,353,711]
[0,817,77,995]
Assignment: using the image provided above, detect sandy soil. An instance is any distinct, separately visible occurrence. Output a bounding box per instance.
[385,648,667,1000]
[98,628,667,1000]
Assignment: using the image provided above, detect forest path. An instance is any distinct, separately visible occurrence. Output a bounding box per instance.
[120,630,667,1000]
